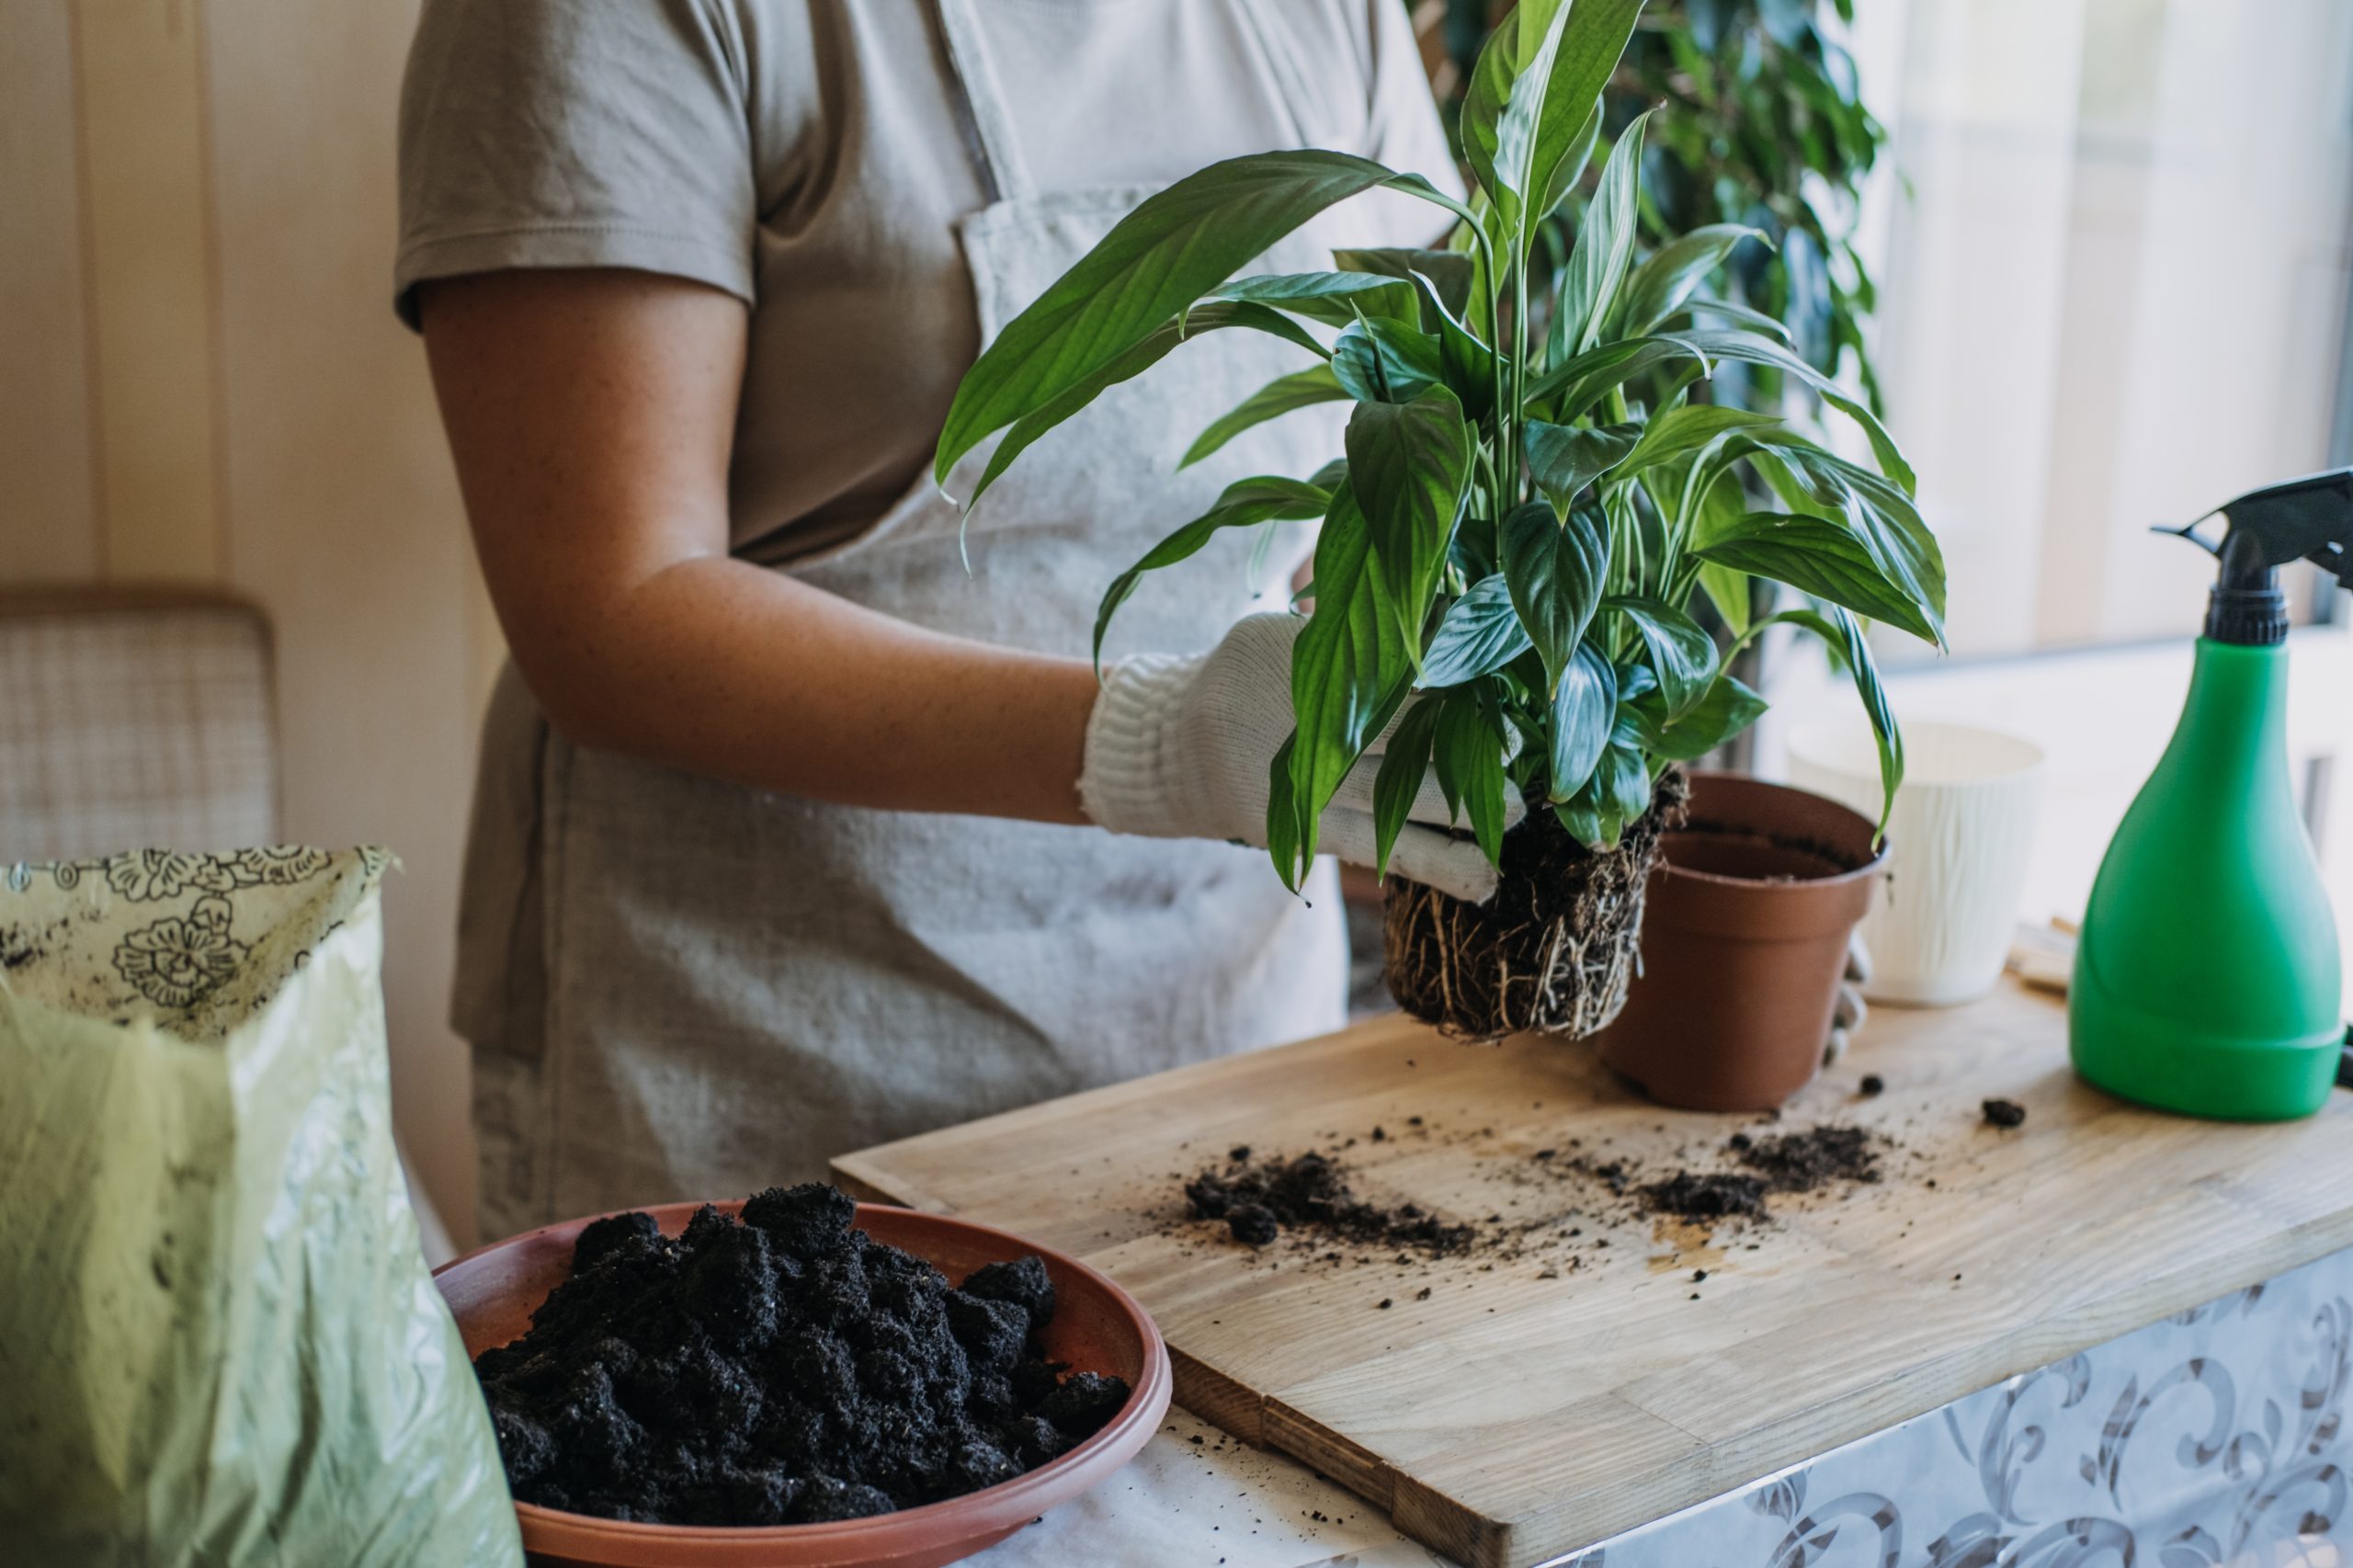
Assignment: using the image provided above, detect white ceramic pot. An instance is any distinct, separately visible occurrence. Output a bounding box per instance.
[1788,718,2047,1007]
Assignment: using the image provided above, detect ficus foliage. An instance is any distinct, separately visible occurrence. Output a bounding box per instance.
[935,0,1943,892]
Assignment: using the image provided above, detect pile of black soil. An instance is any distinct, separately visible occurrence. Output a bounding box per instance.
[1641,1171,1769,1221]
[472,1184,1130,1526]
[1184,1149,1475,1256]
[1734,1125,1882,1193]
[1982,1098,2028,1128]
[1640,1126,1882,1222]
[1383,768,1692,1042]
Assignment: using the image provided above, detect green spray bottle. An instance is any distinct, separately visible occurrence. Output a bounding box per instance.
[2071,470,2352,1119]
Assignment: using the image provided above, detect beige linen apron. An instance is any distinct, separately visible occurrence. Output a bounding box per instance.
[459,0,1358,1241]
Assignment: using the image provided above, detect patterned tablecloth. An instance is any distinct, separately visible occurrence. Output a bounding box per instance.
[982,1246,2353,1568]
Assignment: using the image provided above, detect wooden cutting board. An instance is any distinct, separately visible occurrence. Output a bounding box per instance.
[835,981,2353,1567]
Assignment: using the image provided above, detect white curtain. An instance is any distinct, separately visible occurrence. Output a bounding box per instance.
[1848,0,2353,661]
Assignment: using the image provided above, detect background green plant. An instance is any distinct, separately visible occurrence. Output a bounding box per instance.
[1428,0,1887,413]
[936,0,1942,892]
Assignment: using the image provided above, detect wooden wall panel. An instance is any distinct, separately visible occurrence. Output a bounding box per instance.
[0,0,100,581]
[70,0,224,581]
[201,0,485,1243]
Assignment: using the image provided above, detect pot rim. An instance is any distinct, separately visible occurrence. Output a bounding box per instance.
[1659,771,1890,892]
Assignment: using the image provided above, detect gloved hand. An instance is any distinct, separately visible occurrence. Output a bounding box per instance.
[1077,613,1522,903]
[1822,933,1872,1065]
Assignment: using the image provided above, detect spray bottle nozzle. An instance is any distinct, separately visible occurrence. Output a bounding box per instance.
[2155,467,2353,644]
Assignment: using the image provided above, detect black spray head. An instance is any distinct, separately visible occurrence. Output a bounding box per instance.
[2156,467,2353,644]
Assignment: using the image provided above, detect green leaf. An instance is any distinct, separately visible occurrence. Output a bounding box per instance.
[1616,404,1781,478]
[1182,364,1350,470]
[1606,595,1716,715]
[1554,108,1654,358]
[1772,607,1904,839]
[1535,102,1603,222]
[1278,486,1416,887]
[1346,388,1475,658]
[1673,328,1917,495]
[1698,560,1752,636]
[1420,574,1530,687]
[1404,270,1498,419]
[1630,675,1769,761]
[1330,317,1447,404]
[1613,225,1768,337]
[1462,0,1645,231]
[1548,642,1618,800]
[1434,692,1509,866]
[1597,743,1654,826]
[1460,0,1558,224]
[1529,332,1714,420]
[1526,1,1645,222]
[1333,248,1475,321]
[1267,734,1304,892]
[1692,511,1939,643]
[1093,474,1331,668]
[1500,500,1608,697]
[1553,792,1605,848]
[1676,297,1795,343]
[1714,428,1946,639]
[967,301,1324,508]
[937,150,1457,486]
[1210,270,1418,327]
[1523,420,1639,511]
[1371,699,1445,875]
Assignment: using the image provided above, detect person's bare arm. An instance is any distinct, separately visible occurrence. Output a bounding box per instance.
[419,267,1096,824]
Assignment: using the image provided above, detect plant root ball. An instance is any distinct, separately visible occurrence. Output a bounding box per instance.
[1384,768,1689,1043]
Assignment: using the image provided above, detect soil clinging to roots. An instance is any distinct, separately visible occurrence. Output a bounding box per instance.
[1383,768,1690,1043]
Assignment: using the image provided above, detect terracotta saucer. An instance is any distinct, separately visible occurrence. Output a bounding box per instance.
[435,1200,1173,1567]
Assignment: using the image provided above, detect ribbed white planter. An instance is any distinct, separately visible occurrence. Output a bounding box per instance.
[1789,718,2046,1007]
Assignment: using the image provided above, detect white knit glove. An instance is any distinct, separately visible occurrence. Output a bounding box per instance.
[1077,614,1521,903]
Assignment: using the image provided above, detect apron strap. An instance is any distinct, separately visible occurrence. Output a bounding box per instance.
[934,0,1036,203]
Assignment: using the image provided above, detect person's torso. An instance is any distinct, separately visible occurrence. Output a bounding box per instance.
[721,0,1404,563]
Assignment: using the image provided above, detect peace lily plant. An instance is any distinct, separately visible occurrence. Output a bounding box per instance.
[936,0,1944,1040]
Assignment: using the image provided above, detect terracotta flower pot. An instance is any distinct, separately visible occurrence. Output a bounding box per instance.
[1596,771,1888,1111]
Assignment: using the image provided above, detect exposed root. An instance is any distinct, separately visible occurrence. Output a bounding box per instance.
[1382,769,1690,1043]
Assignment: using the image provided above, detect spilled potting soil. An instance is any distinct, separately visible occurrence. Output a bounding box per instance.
[1173,1111,1900,1286]
[472,1184,1130,1525]
[1184,1149,1477,1256]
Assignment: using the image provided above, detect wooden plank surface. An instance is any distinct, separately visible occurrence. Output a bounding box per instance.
[835,981,2353,1568]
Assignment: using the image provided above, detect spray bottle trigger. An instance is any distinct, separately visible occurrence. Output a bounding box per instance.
[2152,516,2225,558]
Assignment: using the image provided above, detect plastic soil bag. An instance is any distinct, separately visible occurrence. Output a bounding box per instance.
[0,847,523,1567]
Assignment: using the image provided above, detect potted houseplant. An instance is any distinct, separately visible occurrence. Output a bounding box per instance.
[933,0,1944,1055]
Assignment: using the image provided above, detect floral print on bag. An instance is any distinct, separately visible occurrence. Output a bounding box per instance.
[113,895,248,1008]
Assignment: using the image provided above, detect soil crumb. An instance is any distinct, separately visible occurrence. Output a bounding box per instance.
[472,1184,1130,1526]
[1184,1150,1475,1256]
[1640,1171,1768,1221]
[1858,1074,1884,1097]
[1735,1125,1882,1193]
[1982,1097,2028,1129]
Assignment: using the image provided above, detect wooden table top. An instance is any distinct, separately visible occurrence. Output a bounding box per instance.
[836,980,2353,1567]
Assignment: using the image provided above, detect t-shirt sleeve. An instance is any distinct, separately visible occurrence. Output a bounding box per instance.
[393,0,758,329]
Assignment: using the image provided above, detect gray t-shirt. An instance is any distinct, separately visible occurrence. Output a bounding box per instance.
[396,0,1455,564]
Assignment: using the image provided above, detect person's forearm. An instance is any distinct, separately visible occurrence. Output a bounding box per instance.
[524,554,1099,824]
